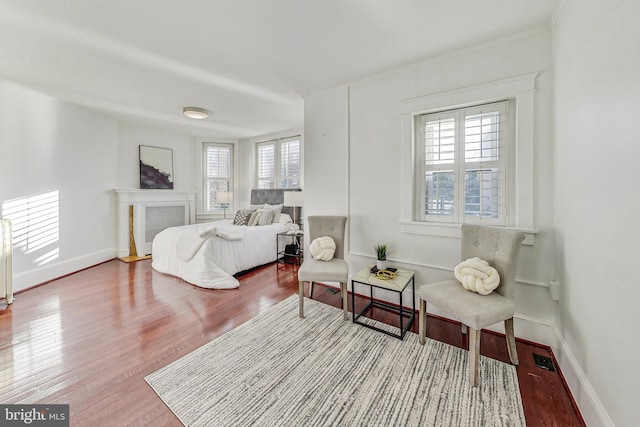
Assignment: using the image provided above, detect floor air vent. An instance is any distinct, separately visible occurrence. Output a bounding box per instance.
[533,353,556,371]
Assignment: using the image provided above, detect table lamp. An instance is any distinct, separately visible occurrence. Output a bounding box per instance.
[216,191,232,219]
[283,191,303,226]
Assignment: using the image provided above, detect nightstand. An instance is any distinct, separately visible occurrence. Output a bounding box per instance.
[276,231,304,265]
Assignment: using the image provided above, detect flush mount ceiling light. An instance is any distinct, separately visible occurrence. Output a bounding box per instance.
[183,106,208,119]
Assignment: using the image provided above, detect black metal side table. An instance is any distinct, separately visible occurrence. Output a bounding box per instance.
[276,231,304,264]
[351,266,415,340]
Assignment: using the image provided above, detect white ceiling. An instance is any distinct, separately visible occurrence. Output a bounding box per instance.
[0,0,558,139]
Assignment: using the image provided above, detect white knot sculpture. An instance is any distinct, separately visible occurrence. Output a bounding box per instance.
[309,236,336,261]
[454,257,501,295]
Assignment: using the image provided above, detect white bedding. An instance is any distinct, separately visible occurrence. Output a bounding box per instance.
[151,220,294,289]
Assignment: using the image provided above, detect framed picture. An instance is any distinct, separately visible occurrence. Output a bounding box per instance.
[139,145,174,189]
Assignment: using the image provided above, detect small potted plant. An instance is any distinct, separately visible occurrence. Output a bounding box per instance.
[374,244,388,271]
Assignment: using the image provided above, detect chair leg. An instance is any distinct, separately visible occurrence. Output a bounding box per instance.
[468,327,481,387]
[419,298,427,345]
[340,282,348,320]
[298,280,305,318]
[505,318,519,365]
[309,281,314,299]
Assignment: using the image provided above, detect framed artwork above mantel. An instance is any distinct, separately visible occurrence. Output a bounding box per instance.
[139,145,174,189]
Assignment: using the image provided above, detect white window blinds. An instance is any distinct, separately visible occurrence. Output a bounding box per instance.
[256,136,301,189]
[257,142,276,189]
[279,137,301,189]
[203,142,233,212]
[415,101,508,225]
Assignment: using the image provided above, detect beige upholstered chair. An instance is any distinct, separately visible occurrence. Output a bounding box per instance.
[418,224,525,386]
[298,216,348,320]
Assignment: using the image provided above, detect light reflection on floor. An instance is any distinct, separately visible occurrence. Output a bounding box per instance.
[8,295,63,388]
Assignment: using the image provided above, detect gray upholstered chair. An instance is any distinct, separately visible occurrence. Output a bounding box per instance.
[418,224,525,386]
[298,216,348,320]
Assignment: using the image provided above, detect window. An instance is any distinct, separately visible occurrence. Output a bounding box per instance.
[202,142,233,213]
[256,136,301,189]
[400,73,536,239]
[415,101,508,226]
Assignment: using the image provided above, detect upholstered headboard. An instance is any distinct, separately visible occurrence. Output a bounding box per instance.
[250,189,301,220]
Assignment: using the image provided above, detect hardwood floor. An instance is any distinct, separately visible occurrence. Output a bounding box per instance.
[0,259,583,426]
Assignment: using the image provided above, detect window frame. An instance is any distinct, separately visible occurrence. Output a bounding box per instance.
[201,142,234,214]
[255,135,301,189]
[414,100,509,226]
[399,73,537,241]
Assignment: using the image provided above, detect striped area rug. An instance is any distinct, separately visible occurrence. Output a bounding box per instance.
[145,295,525,426]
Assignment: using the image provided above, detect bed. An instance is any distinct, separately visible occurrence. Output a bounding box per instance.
[151,189,300,289]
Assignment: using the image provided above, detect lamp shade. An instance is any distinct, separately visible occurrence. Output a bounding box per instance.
[284,191,304,207]
[216,191,232,203]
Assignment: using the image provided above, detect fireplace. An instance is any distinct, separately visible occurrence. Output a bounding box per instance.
[114,189,196,257]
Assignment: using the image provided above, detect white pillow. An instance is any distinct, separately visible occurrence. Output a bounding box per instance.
[278,213,293,224]
[309,236,336,261]
[264,203,283,223]
[249,204,264,211]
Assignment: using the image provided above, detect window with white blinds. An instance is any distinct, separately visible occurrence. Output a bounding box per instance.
[257,143,275,189]
[202,142,233,212]
[415,101,508,225]
[256,136,301,189]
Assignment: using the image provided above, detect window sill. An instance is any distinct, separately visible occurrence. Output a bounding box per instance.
[196,213,229,223]
[398,220,537,245]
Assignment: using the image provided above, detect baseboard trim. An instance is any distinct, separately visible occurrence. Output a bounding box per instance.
[118,255,152,263]
[12,248,116,294]
[550,324,614,427]
[429,308,612,426]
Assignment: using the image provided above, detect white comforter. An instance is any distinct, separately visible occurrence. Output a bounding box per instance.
[151,220,294,289]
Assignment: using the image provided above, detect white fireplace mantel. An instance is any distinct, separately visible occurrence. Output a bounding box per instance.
[114,189,197,257]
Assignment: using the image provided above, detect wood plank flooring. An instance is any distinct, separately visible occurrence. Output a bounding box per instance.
[0,259,583,426]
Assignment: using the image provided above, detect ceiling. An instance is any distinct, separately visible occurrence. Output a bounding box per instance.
[0,0,558,139]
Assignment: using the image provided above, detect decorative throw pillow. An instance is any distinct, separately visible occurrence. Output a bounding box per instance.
[256,209,274,226]
[264,203,283,223]
[309,236,336,261]
[454,257,501,295]
[232,209,254,226]
[247,211,260,226]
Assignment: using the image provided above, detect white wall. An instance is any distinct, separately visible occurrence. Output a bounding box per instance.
[304,31,557,334]
[0,79,118,292]
[236,138,255,210]
[303,88,350,217]
[553,1,640,425]
[116,122,197,190]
